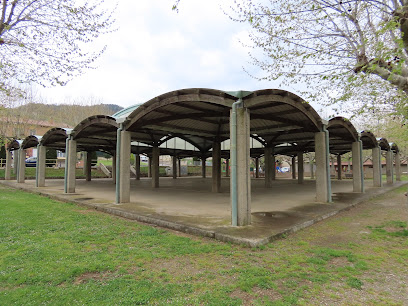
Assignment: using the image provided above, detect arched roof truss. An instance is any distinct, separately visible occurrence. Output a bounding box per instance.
[21,135,41,149]
[360,131,378,150]
[72,115,119,152]
[7,139,22,151]
[123,88,323,156]
[243,89,322,148]
[390,142,399,153]
[124,88,236,145]
[327,117,359,155]
[377,138,390,151]
[40,128,71,151]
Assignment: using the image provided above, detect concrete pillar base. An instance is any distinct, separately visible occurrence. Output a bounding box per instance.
[352,141,364,193]
[152,146,160,188]
[372,147,382,187]
[315,132,331,203]
[212,142,221,193]
[5,149,12,180]
[66,139,77,193]
[37,145,46,187]
[17,149,26,183]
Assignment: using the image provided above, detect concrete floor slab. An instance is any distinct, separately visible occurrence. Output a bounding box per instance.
[1,177,406,246]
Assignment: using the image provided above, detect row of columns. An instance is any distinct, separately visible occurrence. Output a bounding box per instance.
[4,142,401,194]
[3,118,403,228]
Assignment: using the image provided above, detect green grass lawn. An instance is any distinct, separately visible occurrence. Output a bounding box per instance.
[0,168,108,179]
[1,185,408,304]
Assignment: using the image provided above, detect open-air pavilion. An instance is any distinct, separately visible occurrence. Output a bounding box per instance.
[3,88,404,238]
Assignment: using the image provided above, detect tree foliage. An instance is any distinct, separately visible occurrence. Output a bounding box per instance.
[0,0,115,94]
[231,0,408,116]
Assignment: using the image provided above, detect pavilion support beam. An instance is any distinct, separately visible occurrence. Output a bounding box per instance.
[13,151,18,174]
[118,131,131,203]
[148,157,152,178]
[395,151,401,181]
[66,139,77,193]
[292,156,296,179]
[264,147,273,188]
[5,149,12,180]
[112,152,116,183]
[297,152,304,184]
[310,161,315,179]
[36,145,46,187]
[135,154,141,180]
[315,131,331,203]
[201,156,206,178]
[83,151,92,182]
[172,155,177,179]
[337,154,342,181]
[272,155,276,180]
[372,147,382,187]
[17,148,26,183]
[226,159,229,177]
[386,150,394,184]
[255,157,259,178]
[152,146,160,188]
[236,107,251,225]
[352,141,364,193]
[178,158,181,177]
[212,141,221,193]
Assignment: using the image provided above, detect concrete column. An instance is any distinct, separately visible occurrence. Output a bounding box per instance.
[315,132,331,203]
[271,155,276,180]
[178,158,181,177]
[83,151,92,182]
[264,147,273,188]
[152,146,159,188]
[255,157,259,178]
[395,151,401,181]
[372,147,382,187]
[225,158,229,177]
[36,145,46,187]
[386,150,393,184]
[172,155,177,179]
[236,107,251,225]
[13,151,18,174]
[17,148,26,183]
[66,139,77,193]
[112,152,116,183]
[148,157,152,178]
[310,160,314,179]
[135,154,141,180]
[352,141,364,192]
[297,152,304,184]
[337,154,342,180]
[5,149,12,180]
[291,156,296,179]
[212,141,221,193]
[118,131,131,203]
[201,156,206,178]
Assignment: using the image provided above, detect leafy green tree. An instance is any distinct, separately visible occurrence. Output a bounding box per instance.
[0,0,115,95]
[229,0,408,116]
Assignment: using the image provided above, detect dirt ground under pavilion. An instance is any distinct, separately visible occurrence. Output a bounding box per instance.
[2,176,406,246]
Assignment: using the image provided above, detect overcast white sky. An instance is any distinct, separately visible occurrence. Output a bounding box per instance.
[39,0,311,111]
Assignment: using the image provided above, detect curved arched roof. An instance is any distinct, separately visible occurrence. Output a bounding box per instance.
[122,88,323,154]
[360,131,378,150]
[390,142,399,153]
[327,117,359,155]
[21,135,42,149]
[7,139,22,151]
[72,115,119,152]
[377,138,390,151]
[40,128,72,150]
